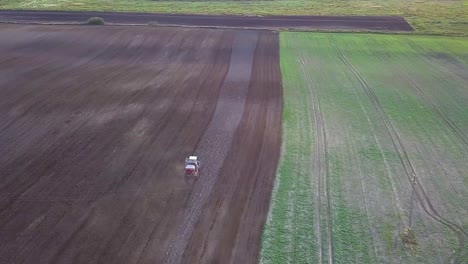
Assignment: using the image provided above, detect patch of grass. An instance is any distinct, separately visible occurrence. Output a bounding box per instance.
[260,32,317,264]
[328,154,377,264]
[359,146,399,163]
[383,222,396,251]
[0,0,467,35]
[263,32,468,263]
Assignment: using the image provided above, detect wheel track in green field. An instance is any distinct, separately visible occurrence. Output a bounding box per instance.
[374,49,468,147]
[330,35,467,263]
[405,74,468,147]
[299,58,334,264]
[300,61,322,263]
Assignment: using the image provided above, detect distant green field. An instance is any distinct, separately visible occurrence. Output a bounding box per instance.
[0,0,467,35]
[261,33,468,263]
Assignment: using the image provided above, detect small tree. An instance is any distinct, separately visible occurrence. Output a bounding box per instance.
[87,17,105,25]
[401,227,418,255]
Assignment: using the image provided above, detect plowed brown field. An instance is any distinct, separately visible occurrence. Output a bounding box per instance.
[0,24,282,264]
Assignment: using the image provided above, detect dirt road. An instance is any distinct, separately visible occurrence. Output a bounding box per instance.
[0,10,414,31]
[0,24,282,264]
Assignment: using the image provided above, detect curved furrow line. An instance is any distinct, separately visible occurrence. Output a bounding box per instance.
[336,47,408,252]
[330,36,467,261]
[347,84,407,225]
[300,58,334,264]
[373,47,468,217]
[339,42,465,234]
[369,69,468,237]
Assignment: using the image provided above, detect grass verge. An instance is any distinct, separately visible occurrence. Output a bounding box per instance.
[260,33,317,264]
[0,0,467,35]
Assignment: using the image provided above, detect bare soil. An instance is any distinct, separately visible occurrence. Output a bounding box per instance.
[0,24,282,264]
[0,10,414,31]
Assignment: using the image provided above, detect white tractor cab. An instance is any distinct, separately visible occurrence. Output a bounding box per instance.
[185,156,200,177]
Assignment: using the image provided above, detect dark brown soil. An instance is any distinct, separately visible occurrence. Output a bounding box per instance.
[0,24,282,264]
[0,10,414,31]
[182,32,283,264]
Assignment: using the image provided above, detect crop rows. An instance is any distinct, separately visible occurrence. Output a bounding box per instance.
[262,33,468,263]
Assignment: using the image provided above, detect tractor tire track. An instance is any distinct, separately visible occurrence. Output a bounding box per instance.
[330,36,467,262]
[406,74,468,147]
[299,58,334,264]
[346,75,407,227]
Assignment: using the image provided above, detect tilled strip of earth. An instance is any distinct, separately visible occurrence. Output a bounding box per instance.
[166,30,259,264]
[0,24,282,264]
[0,10,414,31]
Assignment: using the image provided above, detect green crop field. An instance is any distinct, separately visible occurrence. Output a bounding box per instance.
[261,33,468,263]
[0,0,467,35]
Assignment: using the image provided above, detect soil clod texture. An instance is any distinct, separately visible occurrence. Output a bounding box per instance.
[0,24,282,264]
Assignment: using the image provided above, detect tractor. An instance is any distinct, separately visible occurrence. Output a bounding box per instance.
[185,156,200,177]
